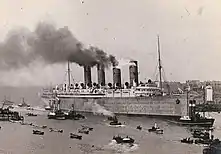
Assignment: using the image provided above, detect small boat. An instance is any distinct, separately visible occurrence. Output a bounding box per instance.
[18,98,30,107]
[70,133,82,140]
[74,113,85,119]
[18,103,30,107]
[41,125,47,129]
[49,128,63,133]
[113,135,135,144]
[81,125,93,131]
[48,112,56,119]
[155,129,164,134]
[26,113,37,116]
[33,130,44,135]
[181,138,194,144]
[136,125,142,130]
[148,123,163,134]
[78,129,89,134]
[33,125,47,129]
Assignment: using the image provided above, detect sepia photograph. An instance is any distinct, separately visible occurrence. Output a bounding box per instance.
[0,0,220,154]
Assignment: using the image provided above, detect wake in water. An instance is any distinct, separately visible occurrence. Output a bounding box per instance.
[107,140,139,153]
[78,141,139,154]
[78,143,105,153]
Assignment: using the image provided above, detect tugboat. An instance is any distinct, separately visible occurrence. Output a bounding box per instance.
[175,86,215,127]
[18,98,30,107]
[48,110,66,120]
[109,116,122,126]
[113,135,135,144]
[47,98,66,120]
[65,105,85,120]
[70,133,82,140]
[148,123,164,134]
[177,100,215,127]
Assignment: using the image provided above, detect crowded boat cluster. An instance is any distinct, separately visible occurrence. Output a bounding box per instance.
[0,101,165,147]
[181,129,217,145]
[0,98,220,153]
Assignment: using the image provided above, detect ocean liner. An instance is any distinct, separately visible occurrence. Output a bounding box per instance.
[41,36,189,118]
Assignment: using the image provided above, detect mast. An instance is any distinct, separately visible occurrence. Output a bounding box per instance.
[203,86,206,117]
[67,61,71,91]
[187,86,189,117]
[157,35,163,91]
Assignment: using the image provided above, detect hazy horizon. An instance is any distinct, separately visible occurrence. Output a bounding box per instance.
[0,0,220,86]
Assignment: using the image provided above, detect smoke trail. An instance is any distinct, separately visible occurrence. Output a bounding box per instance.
[0,22,118,70]
[91,102,114,117]
[114,58,135,68]
[109,55,119,67]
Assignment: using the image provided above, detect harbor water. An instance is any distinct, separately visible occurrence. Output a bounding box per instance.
[0,86,221,154]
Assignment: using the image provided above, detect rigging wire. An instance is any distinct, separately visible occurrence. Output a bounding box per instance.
[62,64,75,85]
[152,62,159,81]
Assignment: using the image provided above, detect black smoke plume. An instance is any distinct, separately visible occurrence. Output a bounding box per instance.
[0,22,118,70]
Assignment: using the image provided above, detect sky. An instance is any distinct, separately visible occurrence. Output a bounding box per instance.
[0,0,220,86]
